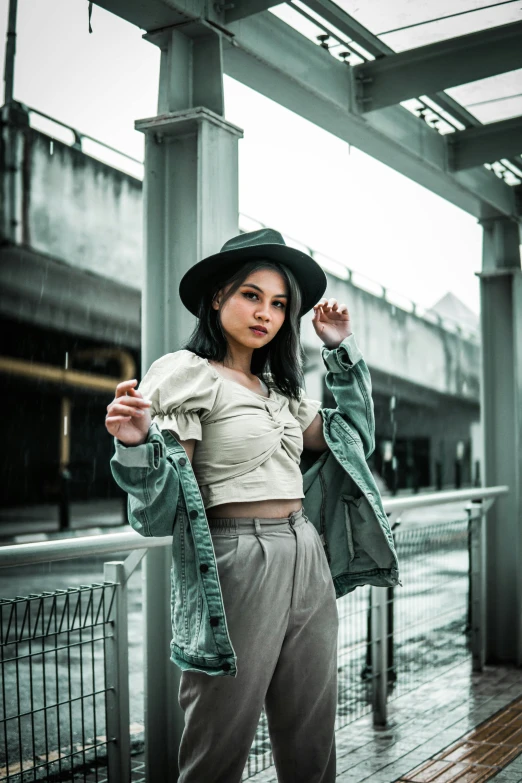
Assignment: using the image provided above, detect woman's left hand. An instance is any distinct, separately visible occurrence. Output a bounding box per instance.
[312,298,352,349]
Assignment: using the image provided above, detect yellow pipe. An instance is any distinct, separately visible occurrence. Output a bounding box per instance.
[71,349,136,381]
[0,355,123,393]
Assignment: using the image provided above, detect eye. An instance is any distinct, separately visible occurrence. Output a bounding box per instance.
[273,301,286,309]
[242,291,259,300]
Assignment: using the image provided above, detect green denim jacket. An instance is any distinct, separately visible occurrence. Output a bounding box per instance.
[110,335,400,677]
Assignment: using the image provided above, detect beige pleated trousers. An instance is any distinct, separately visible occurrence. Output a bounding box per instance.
[178,508,339,783]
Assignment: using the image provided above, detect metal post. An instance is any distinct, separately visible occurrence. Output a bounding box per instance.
[370,585,388,726]
[143,548,184,781]
[138,24,243,362]
[135,23,243,782]
[104,562,131,783]
[468,501,487,672]
[479,217,522,664]
[3,0,18,104]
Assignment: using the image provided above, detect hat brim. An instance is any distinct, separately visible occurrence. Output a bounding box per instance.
[179,243,327,317]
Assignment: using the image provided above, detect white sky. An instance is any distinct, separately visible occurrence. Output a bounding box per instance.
[1,0,484,314]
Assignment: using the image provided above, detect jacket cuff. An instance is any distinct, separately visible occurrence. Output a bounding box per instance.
[113,423,165,468]
[321,333,363,373]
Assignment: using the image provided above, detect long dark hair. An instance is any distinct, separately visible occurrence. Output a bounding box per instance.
[183,260,304,399]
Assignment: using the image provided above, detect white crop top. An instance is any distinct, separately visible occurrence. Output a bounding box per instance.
[138,350,322,509]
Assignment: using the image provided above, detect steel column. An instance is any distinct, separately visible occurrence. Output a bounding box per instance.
[143,548,183,781]
[138,26,242,364]
[480,217,522,665]
[136,24,243,782]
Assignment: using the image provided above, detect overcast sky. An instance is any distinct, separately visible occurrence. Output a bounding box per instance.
[1,0,484,314]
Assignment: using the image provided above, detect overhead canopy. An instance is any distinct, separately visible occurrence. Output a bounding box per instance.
[91,0,522,219]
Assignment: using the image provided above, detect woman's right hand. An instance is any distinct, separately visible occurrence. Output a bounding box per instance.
[105,379,152,446]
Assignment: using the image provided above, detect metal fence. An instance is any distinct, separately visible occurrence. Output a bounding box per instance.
[0,584,116,783]
[389,517,471,702]
[0,487,506,782]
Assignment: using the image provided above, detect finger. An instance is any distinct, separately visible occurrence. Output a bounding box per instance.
[337,304,349,315]
[106,415,131,424]
[108,402,146,417]
[327,298,337,310]
[115,379,138,398]
[314,299,328,309]
[107,396,150,412]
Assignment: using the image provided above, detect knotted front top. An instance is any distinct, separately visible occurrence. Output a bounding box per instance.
[138,350,322,509]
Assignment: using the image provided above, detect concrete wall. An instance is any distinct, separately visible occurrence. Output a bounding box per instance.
[301,275,480,403]
[24,129,143,286]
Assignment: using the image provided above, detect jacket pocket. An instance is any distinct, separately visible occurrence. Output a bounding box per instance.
[341,495,356,563]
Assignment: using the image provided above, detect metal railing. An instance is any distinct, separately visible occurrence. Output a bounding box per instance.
[0,584,118,783]
[0,486,508,782]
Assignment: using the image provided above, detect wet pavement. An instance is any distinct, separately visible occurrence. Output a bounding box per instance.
[246,664,522,783]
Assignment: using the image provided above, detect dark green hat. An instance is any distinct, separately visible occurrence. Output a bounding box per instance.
[179,228,327,317]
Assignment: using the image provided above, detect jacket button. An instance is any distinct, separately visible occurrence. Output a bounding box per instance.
[178,457,187,467]
[210,617,219,627]
[189,510,198,519]
[221,662,231,672]
[200,564,209,573]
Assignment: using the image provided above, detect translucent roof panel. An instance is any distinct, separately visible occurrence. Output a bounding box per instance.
[446,70,522,124]
[269,0,521,183]
[332,0,522,51]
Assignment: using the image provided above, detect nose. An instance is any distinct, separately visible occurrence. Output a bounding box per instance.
[255,302,271,321]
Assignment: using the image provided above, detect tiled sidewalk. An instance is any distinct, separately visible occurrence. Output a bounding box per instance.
[244,662,522,783]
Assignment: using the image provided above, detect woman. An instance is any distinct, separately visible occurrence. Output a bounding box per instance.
[107,228,399,783]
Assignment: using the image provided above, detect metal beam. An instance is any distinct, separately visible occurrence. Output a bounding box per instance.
[353,20,522,113]
[223,12,518,219]
[91,0,226,33]
[448,116,522,171]
[225,0,281,23]
[91,0,186,31]
[302,0,486,130]
[90,0,519,218]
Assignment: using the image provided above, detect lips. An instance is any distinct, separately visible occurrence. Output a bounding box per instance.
[250,326,267,335]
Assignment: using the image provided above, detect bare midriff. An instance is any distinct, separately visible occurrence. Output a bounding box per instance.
[206,498,303,519]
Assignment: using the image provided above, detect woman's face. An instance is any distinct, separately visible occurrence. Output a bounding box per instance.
[213,268,288,351]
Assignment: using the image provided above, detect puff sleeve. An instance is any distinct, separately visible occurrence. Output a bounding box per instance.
[138,350,217,441]
[288,389,322,432]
